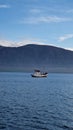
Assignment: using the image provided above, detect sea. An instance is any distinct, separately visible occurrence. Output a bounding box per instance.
[0,72,73,130]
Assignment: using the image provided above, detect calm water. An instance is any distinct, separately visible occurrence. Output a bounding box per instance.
[0,72,73,130]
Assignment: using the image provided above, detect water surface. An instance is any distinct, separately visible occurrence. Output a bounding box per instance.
[0,72,73,130]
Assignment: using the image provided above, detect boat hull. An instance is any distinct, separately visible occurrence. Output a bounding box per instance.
[31,74,48,78]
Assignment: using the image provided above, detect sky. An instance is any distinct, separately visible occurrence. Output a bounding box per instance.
[0,0,73,49]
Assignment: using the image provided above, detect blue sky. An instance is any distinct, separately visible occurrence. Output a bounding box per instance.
[0,0,73,49]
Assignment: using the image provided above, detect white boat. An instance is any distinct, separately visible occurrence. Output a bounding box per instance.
[31,70,48,78]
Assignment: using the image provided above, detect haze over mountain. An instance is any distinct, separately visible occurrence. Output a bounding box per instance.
[0,44,73,73]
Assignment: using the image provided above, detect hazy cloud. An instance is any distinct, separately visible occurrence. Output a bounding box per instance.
[65,48,73,51]
[0,4,10,8]
[21,16,72,24]
[30,8,41,14]
[0,39,73,51]
[0,39,45,47]
[58,34,73,42]
[0,40,15,47]
[67,9,73,13]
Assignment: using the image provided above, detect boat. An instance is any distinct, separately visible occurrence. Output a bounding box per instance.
[31,70,48,78]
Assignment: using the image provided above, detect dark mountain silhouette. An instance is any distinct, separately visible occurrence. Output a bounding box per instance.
[0,44,73,73]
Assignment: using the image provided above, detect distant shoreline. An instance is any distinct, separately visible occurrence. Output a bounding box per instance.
[0,70,73,74]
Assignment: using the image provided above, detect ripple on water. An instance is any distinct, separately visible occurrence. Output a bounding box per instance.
[0,73,73,130]
[0,123,6,130]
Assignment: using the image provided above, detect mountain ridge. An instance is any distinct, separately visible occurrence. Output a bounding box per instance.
[0,44,73,73]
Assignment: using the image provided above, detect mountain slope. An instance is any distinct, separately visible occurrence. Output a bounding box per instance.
[0,44,73,72]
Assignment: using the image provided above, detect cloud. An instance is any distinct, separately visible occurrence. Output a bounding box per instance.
[0,40,15,47]
[58,34,73,42]
[0,39,46,47]
[0,4,10,8]
[67,9,73,13]
[0,39,73,51]
[21,16,71,24]
[30,8,41,14]
[65,48,73,51]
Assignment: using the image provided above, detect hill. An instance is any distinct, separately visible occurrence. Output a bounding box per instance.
[0,44,73,73]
